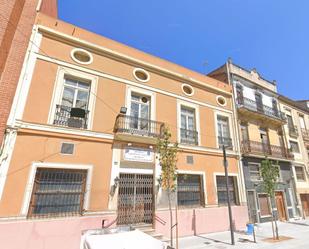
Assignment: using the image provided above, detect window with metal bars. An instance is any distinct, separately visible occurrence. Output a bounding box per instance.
[216,176,238,206]
[177,174,204,207]
[28,168,87,218]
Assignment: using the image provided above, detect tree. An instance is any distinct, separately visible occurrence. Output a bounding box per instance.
[157,127,178,248]
[260,158,280,240]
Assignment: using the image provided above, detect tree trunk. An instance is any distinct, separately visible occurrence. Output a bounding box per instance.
[167,188,173,247]
[272,196,279,240]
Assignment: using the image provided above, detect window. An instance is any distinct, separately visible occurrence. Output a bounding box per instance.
[130,93,151,131]
[255,92,263,112]
[28,168,87,217]
[272,99,279,116]
[71,48,93,65]
[258,194,271,216]
[295,166,306,181]
[182,84,194,96]
[54,77,90,129]
[217,115,232,148]
[180,106,198,145]
[290,141,300,153]
[216,176,238,205]
[249,163,261,181]
[177,174,204,207]
[133,68,150,82]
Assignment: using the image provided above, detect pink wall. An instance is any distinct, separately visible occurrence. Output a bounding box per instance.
[0,215,116,249]
[155,206,248,238]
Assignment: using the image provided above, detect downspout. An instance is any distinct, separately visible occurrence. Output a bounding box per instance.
[226,61,247,205]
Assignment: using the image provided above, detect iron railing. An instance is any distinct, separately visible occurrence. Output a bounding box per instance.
[301,129,309,142]
[241,140,293,159]
[180,128,198,145]
[288,125,298,137]
[236,97,285,121]
[53,105,89,129]
[114,114,165,138]
[218,136,233,149]
[28,168,87,218]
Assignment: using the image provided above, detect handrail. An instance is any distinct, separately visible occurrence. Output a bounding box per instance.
[236,97,285,121]
[102,217,118,229]
[154,214,167,225]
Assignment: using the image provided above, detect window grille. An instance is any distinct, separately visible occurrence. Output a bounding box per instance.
[177,174,203,207]
[216,176,238,205]
[28,168,87,218]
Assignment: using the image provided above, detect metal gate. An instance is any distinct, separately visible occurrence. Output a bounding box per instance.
[117,173,153,225]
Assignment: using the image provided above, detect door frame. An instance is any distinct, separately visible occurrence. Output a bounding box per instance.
[247,189,259,223]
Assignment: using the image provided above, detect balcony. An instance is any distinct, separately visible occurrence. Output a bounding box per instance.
[288,125,299,138]
[236,97,286,125]
[53,105,89,129]
[180,128,198,145]
[114,114,165,144]
[241,140,293,160]
[302,129,309,144]
[218,136,233,149]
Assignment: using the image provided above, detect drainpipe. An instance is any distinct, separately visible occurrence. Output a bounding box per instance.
[226,60,247,205]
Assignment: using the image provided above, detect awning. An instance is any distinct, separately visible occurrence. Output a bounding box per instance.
[82,229,167,249]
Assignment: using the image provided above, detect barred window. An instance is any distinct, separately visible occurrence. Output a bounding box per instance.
[290,141,300,153]
[249,163,261,181]
[258,194,271,216]
[28,168,87,218]
[216,176,238,205]
[177,174,204,207]
[295,166,305,181]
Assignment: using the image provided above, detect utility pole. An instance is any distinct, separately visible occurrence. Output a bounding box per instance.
[223,145,235,245]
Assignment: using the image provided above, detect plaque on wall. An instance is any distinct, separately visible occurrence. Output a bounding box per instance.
[124,147,154,162]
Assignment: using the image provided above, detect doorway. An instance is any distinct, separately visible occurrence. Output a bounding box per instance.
[300,194,309,217]
[117,173,153,225]
[275,191,287,221]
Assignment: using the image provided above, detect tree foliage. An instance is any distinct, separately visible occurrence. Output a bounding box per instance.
[156,127,178,191]
[260,158,280,197]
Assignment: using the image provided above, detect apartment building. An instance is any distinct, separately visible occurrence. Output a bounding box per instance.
[0,0,57,146]
[278,95,309,217]
[0,13,248,247]
[209,60,298,223]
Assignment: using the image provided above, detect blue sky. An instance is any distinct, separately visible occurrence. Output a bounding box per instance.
[58,0,309,100]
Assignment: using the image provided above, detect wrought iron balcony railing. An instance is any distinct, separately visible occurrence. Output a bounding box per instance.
[53,105,89,129]
[236,97,285,121]
[218,136,233,149]
[180,128,198,145]
[114,114,165,138]
[301,129,309,142]
[241,140,293,159]
[288,125,298,138]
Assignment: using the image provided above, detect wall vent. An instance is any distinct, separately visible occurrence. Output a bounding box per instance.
[186,155,194,164]
[61,142,75,155]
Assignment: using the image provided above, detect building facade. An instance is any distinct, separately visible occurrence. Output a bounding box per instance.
[0,13,248,248]
[278,95,309,217]
[209,60,298,223]
[0,0,57,148]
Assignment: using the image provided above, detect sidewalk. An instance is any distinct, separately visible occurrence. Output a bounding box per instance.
[179,219,309,249]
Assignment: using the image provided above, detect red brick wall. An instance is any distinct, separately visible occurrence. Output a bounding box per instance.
[0,0,57,144]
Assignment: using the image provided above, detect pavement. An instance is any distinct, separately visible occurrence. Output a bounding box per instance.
[178,219,309,249]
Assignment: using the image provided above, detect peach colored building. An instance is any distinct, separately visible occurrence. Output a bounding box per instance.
[0,13,248,248]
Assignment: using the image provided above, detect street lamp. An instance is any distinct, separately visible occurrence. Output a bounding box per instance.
[222,145,235,245]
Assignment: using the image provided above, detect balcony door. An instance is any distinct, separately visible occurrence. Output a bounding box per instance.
[286,115,294,129]
[300,116,306,130]
[217,115,231,148]
[130,93,151,131]
[260,128,270,154]
[180,106,197,144]
[255,92,263,113]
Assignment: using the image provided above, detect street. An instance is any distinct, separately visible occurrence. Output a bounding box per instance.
[179,219,309,249]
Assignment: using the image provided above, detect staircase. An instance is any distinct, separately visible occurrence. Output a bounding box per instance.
[132,223,169,243]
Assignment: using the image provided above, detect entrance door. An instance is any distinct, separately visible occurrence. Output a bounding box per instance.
[117,173,153,225]
[300,194,309,217]
[247,191,258,223]
[275,192,287,221]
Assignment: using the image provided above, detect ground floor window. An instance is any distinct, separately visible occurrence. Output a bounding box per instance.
[177,174,204,207]
[258,193,271,216]
[216,176,238,205]
[28,168,87,217]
